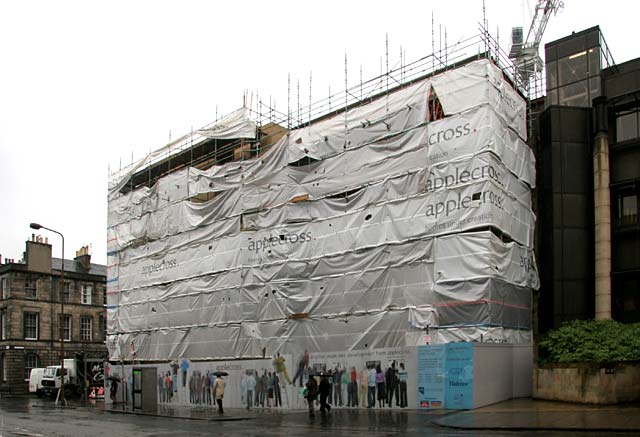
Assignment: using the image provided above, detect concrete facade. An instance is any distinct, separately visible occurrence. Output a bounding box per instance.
[538,26,640,330]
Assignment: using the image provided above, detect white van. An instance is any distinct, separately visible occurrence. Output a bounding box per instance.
[28,368,46,397]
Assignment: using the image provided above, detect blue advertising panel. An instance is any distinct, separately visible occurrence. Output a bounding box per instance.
[444,342,474,409]
[417,344,445,409]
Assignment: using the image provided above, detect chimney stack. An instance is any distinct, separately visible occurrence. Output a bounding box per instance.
[74,245,92,271]
[25,236,52,273]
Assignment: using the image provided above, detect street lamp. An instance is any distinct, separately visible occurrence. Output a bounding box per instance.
[30,222,67,406]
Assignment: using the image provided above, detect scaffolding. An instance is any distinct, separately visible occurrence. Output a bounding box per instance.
[108,24,541,196]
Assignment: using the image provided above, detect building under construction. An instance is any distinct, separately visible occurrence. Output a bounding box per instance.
[107,28,540,410]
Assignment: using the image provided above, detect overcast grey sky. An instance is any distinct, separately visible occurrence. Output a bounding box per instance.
[0,0,636,265]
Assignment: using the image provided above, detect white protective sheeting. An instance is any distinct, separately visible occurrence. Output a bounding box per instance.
[107,59,537,362]
[108,108,256,197]
[196,107,257,139]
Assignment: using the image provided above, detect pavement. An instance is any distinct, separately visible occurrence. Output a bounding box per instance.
[103,397,640,432]
[431,398,640,432]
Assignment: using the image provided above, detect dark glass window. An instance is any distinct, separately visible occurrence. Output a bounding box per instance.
[588,47,601,76]
[616,111,639,142]
[546,60,557,90]
[558,51,589,86]
[617,190,638,226]
[613,275,640,323]
[558,80,589,107]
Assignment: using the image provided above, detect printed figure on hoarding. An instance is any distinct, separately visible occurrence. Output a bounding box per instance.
[367,365,377,408]
[259,370,268,407]
[170,362,179,393]
[347,366,358,407]
[205,371,212,405]
[180,358,189,387]
[164,371,173,402]
[245,370,256,410]
[273,372,282,407]
[386,361,398,407]
[273,353,291,384]
[358,366,368,407]
[398,362,408,408]
[189,372,195,403]
[267,371,274,407]
[332,365,342,406]
[292,349,310,387]
[157,373,164,402]
[240,371,247,406]
[375,364,386,407]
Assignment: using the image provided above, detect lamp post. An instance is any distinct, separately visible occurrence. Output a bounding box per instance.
[30,222,66,406]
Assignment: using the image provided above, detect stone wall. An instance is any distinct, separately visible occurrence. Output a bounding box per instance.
[533,362,640,404]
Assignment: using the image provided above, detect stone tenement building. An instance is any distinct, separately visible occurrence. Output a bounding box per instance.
[0,237,106,394]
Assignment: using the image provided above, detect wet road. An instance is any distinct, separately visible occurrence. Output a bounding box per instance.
[0,396,632,436]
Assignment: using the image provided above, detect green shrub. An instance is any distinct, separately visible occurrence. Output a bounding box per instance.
[538,319,640,365]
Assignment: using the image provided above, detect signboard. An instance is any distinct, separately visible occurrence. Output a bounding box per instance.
[417,344,445,409]
[444,342,474,409]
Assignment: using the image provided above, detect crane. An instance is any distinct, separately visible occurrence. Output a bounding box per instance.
[509,0,564,94]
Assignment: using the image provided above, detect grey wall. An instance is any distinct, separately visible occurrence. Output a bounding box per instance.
[472,343,533,408]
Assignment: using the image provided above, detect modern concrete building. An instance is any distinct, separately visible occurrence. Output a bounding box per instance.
[537,26,640,330]
[0,237,107,395]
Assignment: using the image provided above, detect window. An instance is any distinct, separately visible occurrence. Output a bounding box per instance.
[24,312,39,340]
[545,60,557,90]
[428,87,444,121]
[549,46,602,108]
[613,273,640,323]
[1,353,5,382]
[99,314,105,339]
[24,353,39,380]
[59,314,71,341]
[0,310,5,340]
[616,111,639,143]
[558,80,589,107]
[558,51,588,87]
[620,194,638,222]
[25,277,37,299]
[614,184,639,227]
[81,284,92,305]
[80,316,92,341]
[0,276,7,299]
[59,281,70,303]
